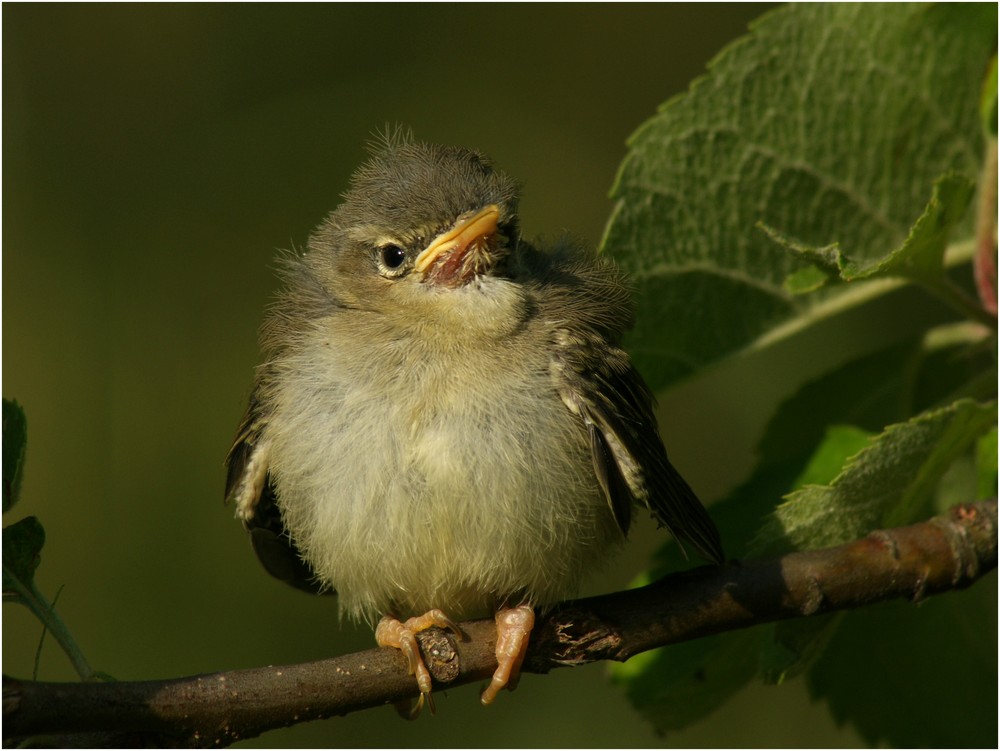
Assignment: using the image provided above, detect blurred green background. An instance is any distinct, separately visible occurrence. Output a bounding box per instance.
[4,4,871,746]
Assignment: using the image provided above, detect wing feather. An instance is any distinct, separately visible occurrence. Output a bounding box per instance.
[552,331,724,565]
[225,387,329,594]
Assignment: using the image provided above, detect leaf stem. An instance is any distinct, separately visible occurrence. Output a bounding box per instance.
[33,584,64,681]
[6,575,96,681]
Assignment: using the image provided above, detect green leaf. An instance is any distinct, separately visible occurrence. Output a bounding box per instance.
[603,3,994,391]
[3,516,99,680]
[766,173,989,324]
[694,395,992,687]
[3,515,45,596]
[782,262,833,295]
[933,452,979,513]
[754,343,920,474]
[810,585,998,747]
[3,398,27,513]
[789,426,873,489]
[765,172,975,288]
[700,336,955,565]
[755,399,997,556]
[704,396,994,692]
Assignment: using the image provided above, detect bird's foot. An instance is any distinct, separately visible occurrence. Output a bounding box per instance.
[376,609,461,717]
[481,604,535,705]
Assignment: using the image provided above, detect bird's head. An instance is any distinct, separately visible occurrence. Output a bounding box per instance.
[304,137,523,327]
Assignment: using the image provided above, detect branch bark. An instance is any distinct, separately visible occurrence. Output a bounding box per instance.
[4,499,996,747]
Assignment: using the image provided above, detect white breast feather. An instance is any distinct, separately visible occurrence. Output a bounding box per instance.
[264,280,621,621]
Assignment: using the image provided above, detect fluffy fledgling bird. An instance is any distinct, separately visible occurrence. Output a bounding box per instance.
[225,134,723,711]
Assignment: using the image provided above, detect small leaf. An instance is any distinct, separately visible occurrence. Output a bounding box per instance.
[782,264,831,295]
[3,398,27,513]
[754,400,994,684]
[755,399,997,556]
[769,173,976,290]
[933,453,978,513]
[753,423,889,684]
[2,517,99,680]
[838,173,974,284]
[3,515,46,596]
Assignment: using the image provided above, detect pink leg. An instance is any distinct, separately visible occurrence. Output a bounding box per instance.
[375,609,460,716]
[481,604,535,705]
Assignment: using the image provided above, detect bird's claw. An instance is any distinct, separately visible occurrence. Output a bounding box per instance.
[377,609,460,716]
[481,604,535,705]
[393,690,435,720]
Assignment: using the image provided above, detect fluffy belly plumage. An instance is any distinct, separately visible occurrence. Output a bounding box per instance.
[267,362,622,622]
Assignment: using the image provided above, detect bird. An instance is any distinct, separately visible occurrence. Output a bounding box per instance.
[225,132,724,713]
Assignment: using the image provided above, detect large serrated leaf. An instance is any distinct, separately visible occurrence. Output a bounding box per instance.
[603,4,995,391]
[810,585,998,747]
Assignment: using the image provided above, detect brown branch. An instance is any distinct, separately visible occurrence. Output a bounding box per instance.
[4,500,996,747]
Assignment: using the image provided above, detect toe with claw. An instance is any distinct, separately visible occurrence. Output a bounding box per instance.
[481,604,535,705]
[376,609,462,717]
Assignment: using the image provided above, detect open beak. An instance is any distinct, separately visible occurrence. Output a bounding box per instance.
[414,204,500,285]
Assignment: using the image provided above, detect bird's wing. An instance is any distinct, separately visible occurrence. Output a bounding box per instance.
[551,330,724,565]
[225,387,329,594]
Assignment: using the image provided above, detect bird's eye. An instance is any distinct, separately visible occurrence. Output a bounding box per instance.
[380,244,406,270]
